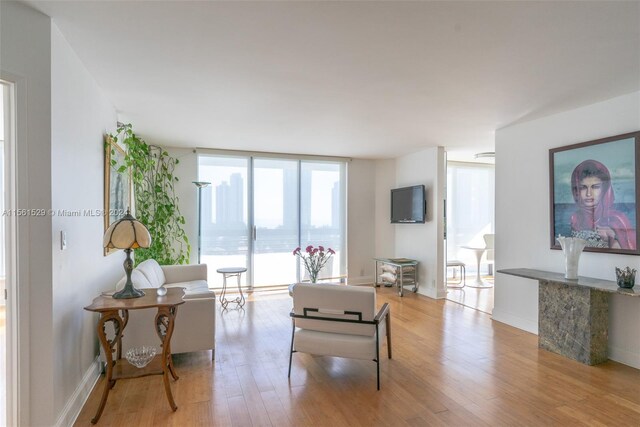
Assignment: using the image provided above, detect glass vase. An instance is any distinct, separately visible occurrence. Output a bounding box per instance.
[557,236,587,280]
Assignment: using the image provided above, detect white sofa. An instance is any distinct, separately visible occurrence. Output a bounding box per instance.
[114,259,216,359]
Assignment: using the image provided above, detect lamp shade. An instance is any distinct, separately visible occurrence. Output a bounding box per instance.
[103,210,151,249]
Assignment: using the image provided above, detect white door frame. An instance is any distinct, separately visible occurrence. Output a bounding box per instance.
[2,76,23,427]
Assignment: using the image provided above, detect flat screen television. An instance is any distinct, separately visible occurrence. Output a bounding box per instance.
[391,185,426,223]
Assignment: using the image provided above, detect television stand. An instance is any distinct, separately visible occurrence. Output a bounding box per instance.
[373,257,419,297]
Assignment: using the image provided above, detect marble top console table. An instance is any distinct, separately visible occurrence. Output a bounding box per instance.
[499,268,639,366]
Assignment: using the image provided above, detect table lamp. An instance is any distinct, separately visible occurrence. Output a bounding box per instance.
[103,209,152,299]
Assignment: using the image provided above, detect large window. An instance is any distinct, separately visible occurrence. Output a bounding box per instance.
[446,162,495,274]
[198,154,346,288]
[198,156,249,287]
[253,158,299,286]
[300,162,345,280]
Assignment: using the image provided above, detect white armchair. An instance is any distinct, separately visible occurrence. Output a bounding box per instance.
[114,259,216,359]
[288,283,392,390]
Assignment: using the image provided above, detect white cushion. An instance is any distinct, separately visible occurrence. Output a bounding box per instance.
[165,280,215,299]
[380,272,396,283]
[115,269,153,291]
[293,283,376,337]
[294,329,377,360]
[381,264,397,274]
[137,259,166,288]
[162,264,207,283]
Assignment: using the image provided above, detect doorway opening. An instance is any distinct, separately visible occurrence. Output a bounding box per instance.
[445,160,495,314]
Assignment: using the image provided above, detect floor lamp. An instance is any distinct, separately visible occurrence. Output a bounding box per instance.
[193,181,211,264]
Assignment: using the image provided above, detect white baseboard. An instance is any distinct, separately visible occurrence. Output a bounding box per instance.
[609,345,640,369]
[349,279,443,299]
[417,287,445,299]
[492,308,538,335]
[55,356,101,427]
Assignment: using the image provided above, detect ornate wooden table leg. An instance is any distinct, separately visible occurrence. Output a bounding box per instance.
[91,309,124,424]
[156,306,179,411]
[155,306,179,386]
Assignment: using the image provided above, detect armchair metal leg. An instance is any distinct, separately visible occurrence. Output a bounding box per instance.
[375,324,380,390]
[288,321,295,378]
[386,314,392,359]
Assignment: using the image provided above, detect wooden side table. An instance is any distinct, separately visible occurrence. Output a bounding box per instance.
[84,287,185,424]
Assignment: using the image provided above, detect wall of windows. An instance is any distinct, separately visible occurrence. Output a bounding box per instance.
[198,154,346,288]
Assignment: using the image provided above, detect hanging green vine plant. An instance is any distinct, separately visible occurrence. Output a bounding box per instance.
[108,123,190,265]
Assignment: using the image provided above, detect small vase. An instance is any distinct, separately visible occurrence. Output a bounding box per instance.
[615,267,636,288]
[557,236,587,280]
[309,272,318,283]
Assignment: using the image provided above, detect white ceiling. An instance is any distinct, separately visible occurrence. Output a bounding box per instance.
[28,1,640,159]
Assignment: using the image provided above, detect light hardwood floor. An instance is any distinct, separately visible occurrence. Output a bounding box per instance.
[445,275,494,314]
[75,287,640,426]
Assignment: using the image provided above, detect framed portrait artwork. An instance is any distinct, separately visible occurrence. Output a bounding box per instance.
[549,131,640,255]
[104,135,132,255]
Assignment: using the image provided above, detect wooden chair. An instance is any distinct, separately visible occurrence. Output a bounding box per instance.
[288,283,392,390]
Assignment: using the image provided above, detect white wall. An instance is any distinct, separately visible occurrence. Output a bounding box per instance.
[0,2,53,425]
[165,147,199,265]
[50,25,123,425]
[1,3,127,424]
[494,91,640,368]
[374,159,395,258]
[394,146,446,299]
[346,159,376,284]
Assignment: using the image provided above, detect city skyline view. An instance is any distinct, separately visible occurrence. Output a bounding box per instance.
[200,169,341,229]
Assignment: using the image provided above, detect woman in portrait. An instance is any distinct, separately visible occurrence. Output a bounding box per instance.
[570,159,636,250]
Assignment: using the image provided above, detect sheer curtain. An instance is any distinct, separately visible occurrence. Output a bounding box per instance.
[446,162,495,275]
[300,161,346,281]
[198,155,249,288]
